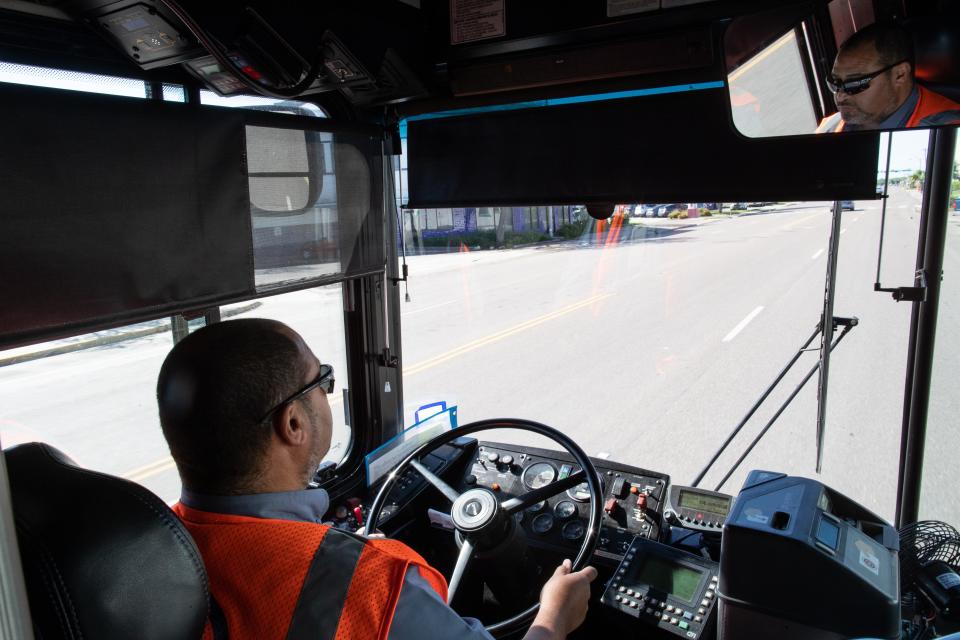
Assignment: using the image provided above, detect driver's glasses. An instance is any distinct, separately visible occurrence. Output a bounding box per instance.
[826,60,906,95]
[259,363,335,422]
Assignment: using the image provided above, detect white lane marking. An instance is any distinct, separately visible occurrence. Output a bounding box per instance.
[723,306,764,343]
[811,249,824,260]
[596,451,611,459]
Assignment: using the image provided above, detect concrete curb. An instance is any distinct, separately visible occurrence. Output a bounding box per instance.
[0,301,263,368]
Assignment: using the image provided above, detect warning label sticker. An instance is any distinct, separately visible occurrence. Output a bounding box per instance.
[607,0,659,18]
[858,549,880,575]
[451,0,505,45]
[937,571,960,590]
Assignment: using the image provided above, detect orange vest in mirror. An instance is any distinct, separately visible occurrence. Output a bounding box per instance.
[816,84,960,133]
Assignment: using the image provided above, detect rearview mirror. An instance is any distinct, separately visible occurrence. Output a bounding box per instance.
[724,3,960,138]
[245,125,326,214]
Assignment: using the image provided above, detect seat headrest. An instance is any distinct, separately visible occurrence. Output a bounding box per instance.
[5,442,209,640]
[905,18,960,85]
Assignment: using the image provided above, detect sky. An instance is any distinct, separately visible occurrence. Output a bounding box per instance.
[877,129,960,175]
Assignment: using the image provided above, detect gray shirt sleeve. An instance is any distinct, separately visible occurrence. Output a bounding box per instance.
[387,567,494,640]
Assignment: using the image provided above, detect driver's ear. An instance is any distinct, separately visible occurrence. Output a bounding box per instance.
[892,61,912,86]
[273,402,307,447]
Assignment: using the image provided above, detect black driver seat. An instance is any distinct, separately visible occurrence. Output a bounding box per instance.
[5,442,211,639]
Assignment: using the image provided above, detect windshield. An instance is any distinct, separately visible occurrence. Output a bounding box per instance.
[395,130,954,525]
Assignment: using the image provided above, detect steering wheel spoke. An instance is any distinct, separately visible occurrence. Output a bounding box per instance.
[500,470,586,515]
[410,459,462,503]
[447,538,475,604]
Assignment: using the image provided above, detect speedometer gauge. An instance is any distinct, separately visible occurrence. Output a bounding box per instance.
[522,462,557,490]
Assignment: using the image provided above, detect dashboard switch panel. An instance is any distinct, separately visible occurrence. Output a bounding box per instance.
[469,443,669,561]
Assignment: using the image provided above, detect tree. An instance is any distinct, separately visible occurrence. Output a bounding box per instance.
[909,169,925,190]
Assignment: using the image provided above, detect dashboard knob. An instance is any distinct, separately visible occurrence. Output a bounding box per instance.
[465,474,477,485]
[501,454,514,466]
[486,452,499,463]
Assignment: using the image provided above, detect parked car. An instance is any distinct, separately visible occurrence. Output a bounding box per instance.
[840,200,855,211]
[657,203,683,217]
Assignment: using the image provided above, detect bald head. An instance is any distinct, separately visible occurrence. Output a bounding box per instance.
[157,318,310,495]
[839,22,914,69]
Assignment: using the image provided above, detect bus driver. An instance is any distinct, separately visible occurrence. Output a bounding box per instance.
[816,22,960,132]
[156,318,597,640]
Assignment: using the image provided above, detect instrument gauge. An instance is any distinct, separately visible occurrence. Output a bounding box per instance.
[566,471,604,502]
[531,513,555,535]
[522,462,557,490]
[526,501,546,514]
[554,500,577,520]
[561,520,586,541]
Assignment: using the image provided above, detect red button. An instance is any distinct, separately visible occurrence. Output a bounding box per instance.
[491,483,501,491]
[636,494,647,510]
[604,498,620,514]
[353,506,364,527]
[630,486,639,494]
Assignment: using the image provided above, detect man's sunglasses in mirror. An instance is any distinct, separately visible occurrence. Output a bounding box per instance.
[826,60,908,96]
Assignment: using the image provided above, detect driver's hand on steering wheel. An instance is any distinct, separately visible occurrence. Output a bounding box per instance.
[526,559,597,639]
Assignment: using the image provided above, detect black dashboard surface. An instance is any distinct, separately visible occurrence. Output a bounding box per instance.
[467,442,669,562]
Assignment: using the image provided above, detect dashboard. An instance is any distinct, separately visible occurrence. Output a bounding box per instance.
[326,437,671,564]
[463,442,669,562]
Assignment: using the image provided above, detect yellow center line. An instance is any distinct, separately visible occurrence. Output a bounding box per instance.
[404,292,614,376]
[780,211,825,231]
[124,294,611,482]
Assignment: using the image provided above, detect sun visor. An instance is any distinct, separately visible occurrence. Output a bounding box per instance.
[405,86,880,207]
[0,83,384,349]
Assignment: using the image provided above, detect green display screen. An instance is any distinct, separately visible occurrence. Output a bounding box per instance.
[636,555,703,603]
[679,490,730,516]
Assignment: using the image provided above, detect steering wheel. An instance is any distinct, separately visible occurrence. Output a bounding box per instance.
[364,418,603,637]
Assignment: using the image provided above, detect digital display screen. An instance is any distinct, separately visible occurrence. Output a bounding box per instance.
[636,556,703,603]
[120,16,151,31]
[679,490,730,516]
[815,517,840,551]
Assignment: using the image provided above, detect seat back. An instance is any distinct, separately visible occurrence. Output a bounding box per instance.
[906,17,960,103]
[5,442,209,639]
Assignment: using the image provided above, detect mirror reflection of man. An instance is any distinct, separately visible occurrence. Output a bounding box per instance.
[156,318,596,640]
[817,22,960,132]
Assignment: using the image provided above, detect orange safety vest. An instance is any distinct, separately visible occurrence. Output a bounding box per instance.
[174,503,449,640]
[816,85,960,133]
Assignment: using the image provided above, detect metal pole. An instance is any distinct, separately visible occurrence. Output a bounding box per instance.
[896,126,956,528]
[715,323,856,492]
[815,201,843,473]
[895,129,936,526]
[875,132,893,286]
[691,325,821,487]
